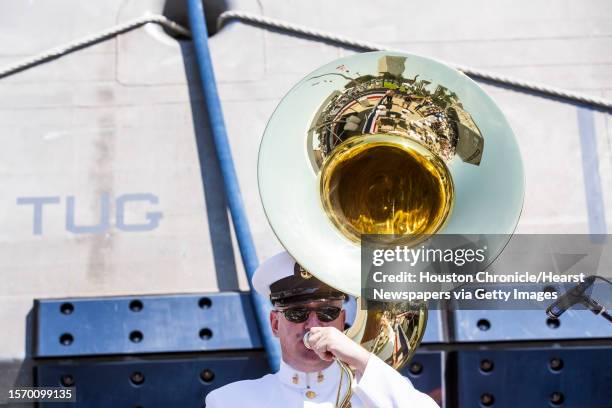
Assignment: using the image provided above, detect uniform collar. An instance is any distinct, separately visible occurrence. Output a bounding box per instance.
[277,359,341,390]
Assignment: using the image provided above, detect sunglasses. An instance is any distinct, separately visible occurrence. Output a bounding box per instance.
[276,306,342,323]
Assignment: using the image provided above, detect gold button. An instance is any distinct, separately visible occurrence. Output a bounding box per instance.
[305,390,316,399]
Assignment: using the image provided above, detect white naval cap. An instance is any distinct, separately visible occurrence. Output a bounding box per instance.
[252,251,346,306]
[252,251,296,298]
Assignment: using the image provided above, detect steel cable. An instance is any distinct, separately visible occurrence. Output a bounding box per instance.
[218,10,612,111]
[0,15,190,79]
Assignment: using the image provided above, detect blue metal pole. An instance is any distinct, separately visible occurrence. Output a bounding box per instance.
[186,0,280,371]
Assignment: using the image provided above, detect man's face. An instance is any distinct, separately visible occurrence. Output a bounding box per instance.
[270,299,345,372]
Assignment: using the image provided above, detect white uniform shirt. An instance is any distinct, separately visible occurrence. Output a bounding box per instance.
[205,355,439,407]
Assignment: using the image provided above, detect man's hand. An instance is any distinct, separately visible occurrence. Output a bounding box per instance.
[306,327,371,378]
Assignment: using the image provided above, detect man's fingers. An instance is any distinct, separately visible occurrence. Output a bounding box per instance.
[312,341,334,361]
[308,334,336,361]
[305,331,327,354]
[305,328,328,347]
[306,327,322,343]
[305,327,345,362]
[319,352,334,361]
[304,332,319,348]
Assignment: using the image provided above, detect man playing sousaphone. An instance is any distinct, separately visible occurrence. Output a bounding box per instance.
[208,50,523,407]
[205,251,439,407]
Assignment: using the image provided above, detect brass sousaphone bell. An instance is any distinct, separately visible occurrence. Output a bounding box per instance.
[258,52,524,405]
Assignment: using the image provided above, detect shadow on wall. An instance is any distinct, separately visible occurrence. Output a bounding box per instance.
[179,40,240,291]
[0,308,35,408]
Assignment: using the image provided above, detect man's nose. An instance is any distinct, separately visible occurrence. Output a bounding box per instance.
[304,310,321,329]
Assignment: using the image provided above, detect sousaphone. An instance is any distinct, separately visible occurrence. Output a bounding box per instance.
[258,52,524,404]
